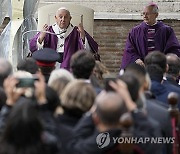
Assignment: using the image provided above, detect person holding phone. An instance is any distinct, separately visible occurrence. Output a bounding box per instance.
[29,7,99,71]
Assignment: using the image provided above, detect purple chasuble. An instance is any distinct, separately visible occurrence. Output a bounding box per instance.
[121,21,180,69]
[29,26,98,71]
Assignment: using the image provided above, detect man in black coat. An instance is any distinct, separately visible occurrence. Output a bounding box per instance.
[125,63,173,154]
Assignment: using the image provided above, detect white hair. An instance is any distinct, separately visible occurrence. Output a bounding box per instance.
[48,68,74,86]
[151,6,159,13]
[145,3,159,13]
[56,7,71,16]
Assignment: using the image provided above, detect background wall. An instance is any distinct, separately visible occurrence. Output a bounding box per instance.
[39,0,180,74]
[39,0,180,13]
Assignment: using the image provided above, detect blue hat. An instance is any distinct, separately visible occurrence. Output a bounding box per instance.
[32,48,60,67]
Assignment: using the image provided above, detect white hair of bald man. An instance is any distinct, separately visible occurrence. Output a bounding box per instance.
[145,2,159,13]
[56,7,71,16]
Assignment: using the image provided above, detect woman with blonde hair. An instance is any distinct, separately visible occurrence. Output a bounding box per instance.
[56,80,96,153]
[57,80,96,128]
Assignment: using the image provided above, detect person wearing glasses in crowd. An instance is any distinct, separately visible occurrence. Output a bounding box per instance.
[121,2,180,69]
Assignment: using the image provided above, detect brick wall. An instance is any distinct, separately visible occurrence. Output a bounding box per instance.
[94,20,180,74]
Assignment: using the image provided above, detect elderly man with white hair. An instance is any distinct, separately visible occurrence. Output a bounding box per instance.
[30,7,99,71]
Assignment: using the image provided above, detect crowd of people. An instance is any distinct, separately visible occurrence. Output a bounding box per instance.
[0,2,180,154]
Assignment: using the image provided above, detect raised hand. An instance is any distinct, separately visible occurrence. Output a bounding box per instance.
[77,23,85,41]
[135,59,145,67]
[38,24,49,44]
[3,76,25,106]
[109,79,137,112]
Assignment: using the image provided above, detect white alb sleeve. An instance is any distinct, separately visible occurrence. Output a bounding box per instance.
[84,37,91,51]
[37,37,44,49]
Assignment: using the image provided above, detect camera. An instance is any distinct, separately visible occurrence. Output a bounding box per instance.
[16,76,39,87]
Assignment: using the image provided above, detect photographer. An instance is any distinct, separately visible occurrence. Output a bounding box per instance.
[0,71,61,153]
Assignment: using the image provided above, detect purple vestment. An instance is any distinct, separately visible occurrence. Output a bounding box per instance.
[29,26,98,70]
[121,21,180,69]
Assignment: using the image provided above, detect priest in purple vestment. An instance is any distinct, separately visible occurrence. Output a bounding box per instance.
[121,2,180,69]
[29,7,98,70]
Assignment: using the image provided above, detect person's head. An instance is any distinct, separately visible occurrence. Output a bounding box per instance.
[142,2,159,25]
[38,66,55,78]
[48,68,74,86]
[32,48,60,82]
[118,73,140,102]
[125,63,150,91]
[90,61,109,88]
[146,64,164,82]
[55,7,71,29]
[70,50,96,79]
[49,77,70,100]
[144,51,167,73]
[93,92,127,130]
[17,57,39,74]
[93,61,109,81]
[166,53,180,78]
[61,80,96,114]
[45,86,61,113]
[0,58,12,87]
[1,100,42,146]
[118,73,145,109]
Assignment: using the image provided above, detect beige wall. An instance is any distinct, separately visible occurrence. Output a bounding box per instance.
[39,0,180,13]
[38,3,94,35]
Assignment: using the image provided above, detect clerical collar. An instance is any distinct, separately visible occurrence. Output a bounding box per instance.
[145,21,157,26]
[58,25,68,33]
[52,23,74,36]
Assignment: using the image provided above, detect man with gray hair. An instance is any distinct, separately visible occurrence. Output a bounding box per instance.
[30,7,99,71]
[165,53,180,87]
[121,2,180,69]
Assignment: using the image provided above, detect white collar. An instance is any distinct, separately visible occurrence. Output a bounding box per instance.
[145,21,157,26]
[52,23,74,38]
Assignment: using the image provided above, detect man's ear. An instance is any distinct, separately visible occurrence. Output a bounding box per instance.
[70,16,72,21]
[155,13,158,18]
[143,79,150,91]
[92,112,100,125]
[55,15,58,21]
[166,64,169,73]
